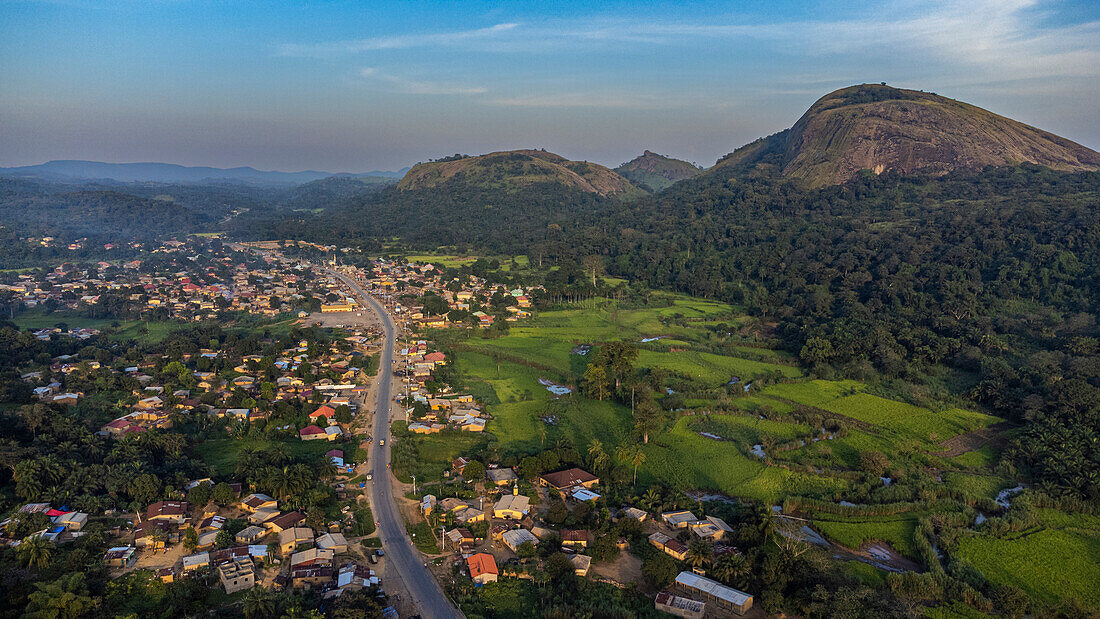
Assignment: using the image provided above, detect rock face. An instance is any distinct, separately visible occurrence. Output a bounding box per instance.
[715,84,1100,186]
[398,149,643,197]
[614,151,703,192]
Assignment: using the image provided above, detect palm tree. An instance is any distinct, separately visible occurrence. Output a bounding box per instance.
[687,539,713,569]
[17,535,55,568]
[640,487,662,513]
[616,444,647,486]
[242,586,277,619]
[712,553,749,586]
[587,439,610,473]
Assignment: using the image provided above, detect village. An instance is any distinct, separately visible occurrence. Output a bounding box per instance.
[1,241,757,618]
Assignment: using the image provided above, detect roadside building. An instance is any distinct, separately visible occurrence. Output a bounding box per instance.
[467,552,499,585]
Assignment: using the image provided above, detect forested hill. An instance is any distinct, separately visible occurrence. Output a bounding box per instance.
[397,150,645,198]
[614,150,703,192]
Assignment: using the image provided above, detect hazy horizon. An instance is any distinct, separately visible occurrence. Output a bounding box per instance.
[2,0,1098,172]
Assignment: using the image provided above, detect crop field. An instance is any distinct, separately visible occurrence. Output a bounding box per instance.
[642,417,847,503]
[813,515,920,558]
[635,349,802,384]
[954,528,1100,608]
[942,472,1011,501]
[692,414,812,445]
[763,380,996,445]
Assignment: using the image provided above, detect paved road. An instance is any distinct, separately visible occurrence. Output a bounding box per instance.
[328,269,458,619]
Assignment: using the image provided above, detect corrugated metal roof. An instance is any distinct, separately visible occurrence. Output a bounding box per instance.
[676,571,752,606]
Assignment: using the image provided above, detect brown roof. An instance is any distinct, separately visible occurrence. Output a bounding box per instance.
[540,468,598,489]
[146,500,189,519]
[561,529,588,543]
[267,511,305,530]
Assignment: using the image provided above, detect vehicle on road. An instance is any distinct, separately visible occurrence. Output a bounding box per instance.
[379,439,384,446]
[366,472,373,480]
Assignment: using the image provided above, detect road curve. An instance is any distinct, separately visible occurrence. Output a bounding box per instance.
[328,269,458,619]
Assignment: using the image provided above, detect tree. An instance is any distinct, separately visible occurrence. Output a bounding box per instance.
[183,526,199,551]
[546,552,577,581]
[712,553,750,587]
[582,364,610,401]
[642,553,678,588]
[215,529,234,548]
[616,444,647,486]
[461,460,485,483]
[516,541,536,558]
[17,535,55,568]
[25,572,98,618]
[211,482,236,505]
[186,482,213,509]
[334,405,352,424]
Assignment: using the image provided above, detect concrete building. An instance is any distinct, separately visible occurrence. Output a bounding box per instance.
[219,558,256,594]
[655,591,706,619]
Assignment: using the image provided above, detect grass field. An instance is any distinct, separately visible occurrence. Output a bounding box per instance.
[193,438,339,476]
[954,528,1100,608]
[813,515,920,558]
[391,422,490,482]
[453,351,633,455]
[12,311,184,343]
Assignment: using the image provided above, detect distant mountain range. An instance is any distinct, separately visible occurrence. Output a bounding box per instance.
[0,160,410,187]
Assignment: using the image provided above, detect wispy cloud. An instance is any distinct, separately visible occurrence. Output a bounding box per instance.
[359,67,486,96]
[280,23,519,57]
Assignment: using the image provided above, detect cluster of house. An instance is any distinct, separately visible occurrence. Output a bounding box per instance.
[0,502,90,546]
[335,258,537,330]
[14,327,377,437]
[101,491,383,597]
[417,466,607,584]
[0,239,360,322]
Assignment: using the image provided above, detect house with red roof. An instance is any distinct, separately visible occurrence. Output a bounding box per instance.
[309,405,336,420]
[467,552,498,585]
[299,425,327,441]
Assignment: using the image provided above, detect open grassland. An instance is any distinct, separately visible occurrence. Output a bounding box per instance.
[194,438,339,476]
[813,515,920,558]
[954,528,1100,608]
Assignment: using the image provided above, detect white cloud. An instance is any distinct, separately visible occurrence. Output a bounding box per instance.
[359,67,486,96]
[280,23,519,57]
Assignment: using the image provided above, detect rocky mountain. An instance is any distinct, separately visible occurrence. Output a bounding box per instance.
[614,150,703,192]
[715,84,1100,186]
[397,150,644,198]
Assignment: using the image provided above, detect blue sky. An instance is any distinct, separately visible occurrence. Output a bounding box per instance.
[1,0,1098,172]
